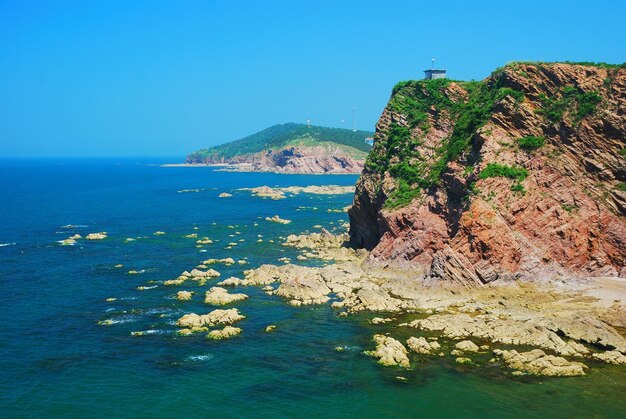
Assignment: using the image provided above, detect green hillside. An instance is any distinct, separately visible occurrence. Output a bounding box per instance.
[187,123,374,163]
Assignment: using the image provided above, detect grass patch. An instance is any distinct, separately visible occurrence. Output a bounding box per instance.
[561,203,579,212]
[617,182,626,192]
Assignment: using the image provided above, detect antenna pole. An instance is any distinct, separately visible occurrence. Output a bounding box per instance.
[352,107,357,132]
[432,58,435,69]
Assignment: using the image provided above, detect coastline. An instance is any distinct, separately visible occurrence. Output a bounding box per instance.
[160,162,363,175]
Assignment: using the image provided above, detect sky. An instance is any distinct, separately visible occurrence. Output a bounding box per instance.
[1,0,624,157]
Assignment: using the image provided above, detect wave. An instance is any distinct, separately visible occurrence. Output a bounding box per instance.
[97,314,141,325]
[0,242,16,247]
[130,329,169,336]
[186,354,214,362]
[60,224,88,228]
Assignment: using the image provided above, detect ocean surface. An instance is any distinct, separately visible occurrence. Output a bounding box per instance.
[1,158,625,418]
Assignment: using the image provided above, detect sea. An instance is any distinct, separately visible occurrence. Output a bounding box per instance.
[1,158,625,418]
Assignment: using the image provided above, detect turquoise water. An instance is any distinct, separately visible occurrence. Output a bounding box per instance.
[1,158,625,418]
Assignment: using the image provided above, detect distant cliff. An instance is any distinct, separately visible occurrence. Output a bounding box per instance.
[349,62,626,283]
[187,123,374,174]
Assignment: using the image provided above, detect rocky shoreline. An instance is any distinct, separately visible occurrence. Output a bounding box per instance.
[202,229,626,377]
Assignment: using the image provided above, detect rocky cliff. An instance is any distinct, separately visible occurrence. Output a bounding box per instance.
[349,62,626,283]
[208,144,365,174]
[187,123,373,174]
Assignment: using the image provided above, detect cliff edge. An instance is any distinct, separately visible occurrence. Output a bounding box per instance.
[349,62,626,283]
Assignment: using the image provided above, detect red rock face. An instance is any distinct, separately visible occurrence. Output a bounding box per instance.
[205,145,364,174]
[349,63,626,282]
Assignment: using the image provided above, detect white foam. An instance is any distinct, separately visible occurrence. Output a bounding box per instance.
[0,242,16,247]
[186,354,214,362]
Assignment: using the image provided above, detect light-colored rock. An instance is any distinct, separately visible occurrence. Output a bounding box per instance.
[455,340,480,353]
[265,325,276,332]
[176,291,193,301]
[592,350,626,365]
[217,277,244,287]
[218,192,233,198]
[86,232,107,240]
[204,287,249,306]
[153,231,166,235]
[176,308,245,330]
[406,336,440,355]
[371,317,392,324]
[207,326,241,339]
[366,334,410,368]
[493,349,587,376]
[265,215,291,224]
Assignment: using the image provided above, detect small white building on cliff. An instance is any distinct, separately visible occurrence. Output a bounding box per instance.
[424,68,447,80]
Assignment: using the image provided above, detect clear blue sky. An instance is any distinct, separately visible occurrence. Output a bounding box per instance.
[1,0,624,157]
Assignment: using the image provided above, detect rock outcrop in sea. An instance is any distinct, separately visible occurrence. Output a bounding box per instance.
[349,62,626,282]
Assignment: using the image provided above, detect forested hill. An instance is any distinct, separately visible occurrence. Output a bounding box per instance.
[187,123,374,163]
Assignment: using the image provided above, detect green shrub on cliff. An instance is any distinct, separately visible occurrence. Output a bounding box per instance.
[479,163,528,182]
[384,180,421,210]
[537,86,601,124]
[516,136,545,150]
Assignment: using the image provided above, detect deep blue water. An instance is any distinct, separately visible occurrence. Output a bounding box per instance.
[1,158,625,418]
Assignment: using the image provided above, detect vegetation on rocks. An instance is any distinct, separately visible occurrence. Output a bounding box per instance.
[367,72,530,209]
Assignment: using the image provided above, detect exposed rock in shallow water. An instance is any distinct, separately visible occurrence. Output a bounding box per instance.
[204,287,248,306]
[241,185,356,200]
[406,336,440,355]
[493,349,587,377]
[176,309,245,332]
[207,326,241,340]
[86,232,107,240]
[265,215,291,224]
[592,350,626,365]
[176,291,193,301]
[454,340,480,353]
[217,277,244,287]
[366,334,410,368]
